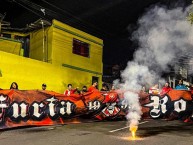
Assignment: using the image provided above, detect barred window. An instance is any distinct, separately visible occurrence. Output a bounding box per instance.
[73,38,90,57]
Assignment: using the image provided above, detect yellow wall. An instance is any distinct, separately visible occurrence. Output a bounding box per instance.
[2,31,29,38]
[0,37,22,55]
[30,27,53,62]
[52,27,103,72]
[52,20,103,87]
[0,51,101,93]
[0,19,103,90]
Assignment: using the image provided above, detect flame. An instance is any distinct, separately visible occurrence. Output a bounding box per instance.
[130,125,138,140]
[132,130,136,139]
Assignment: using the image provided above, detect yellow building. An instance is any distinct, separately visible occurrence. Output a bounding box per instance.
[0,19,103,93]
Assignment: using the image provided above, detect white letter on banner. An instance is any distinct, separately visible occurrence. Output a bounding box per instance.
[160,96,168,114]
[174,99,186,113]
[32,103,44,118]
[0,95,8,123]
[88,101,101,110]
[46,97,58,117]
[145,96,168,118]
[12,103,28,118]
[60,101,72,115]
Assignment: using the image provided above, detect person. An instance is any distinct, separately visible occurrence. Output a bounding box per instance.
[64,84,78,96]
[100,83,108,91]
[139,85,149,100]
[110,85,115,91]
[189,84,193,94]
[141,85,147,93]
[160,82,172,95]
[149,84,159,94]
[80,86,88,94]
[88,81,98,92]
[175,79,188,90]
[10,82,18,90]
[42,83,47,90]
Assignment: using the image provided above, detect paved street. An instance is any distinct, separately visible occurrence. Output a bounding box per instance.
[1,119,193,145]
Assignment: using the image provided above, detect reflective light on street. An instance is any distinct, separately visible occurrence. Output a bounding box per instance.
[120,136,144,141]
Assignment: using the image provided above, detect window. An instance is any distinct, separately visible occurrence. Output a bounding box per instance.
[73,38,90,57]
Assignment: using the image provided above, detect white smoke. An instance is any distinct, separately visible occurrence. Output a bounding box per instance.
[118,5,193,129]
[133,6,193,73]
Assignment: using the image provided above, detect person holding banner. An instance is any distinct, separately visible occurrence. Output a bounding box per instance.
[149,84,160,94]
[64,84,78,96]
[88,81,98,92]
[42,83,47,90]
[160,82,172,96]
[10,82,18,90]
[141,85,148,93]
[100,83,109,91]
[80,86,88,94]
[175,79,188,90]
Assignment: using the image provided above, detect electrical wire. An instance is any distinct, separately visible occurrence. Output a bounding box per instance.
[40,0,98,23]
[17,0,60,18]
[17,0,101,36]
[40,0,115,37]
[14,0,111,38]
[12,0,48,21]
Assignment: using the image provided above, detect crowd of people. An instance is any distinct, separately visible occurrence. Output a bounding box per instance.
[8,81,115,95]
[8,78,192,96]
[10,82,47,90]
[141,79,191,96]
[63,81,115,96]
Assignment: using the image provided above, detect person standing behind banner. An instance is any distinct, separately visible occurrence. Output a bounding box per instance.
[42,83,47,90]
[80,86,88,94]
[149,84,159,94]
[175,79,188,90]
[64,84,78,96]
[160,82,172,96]
[189,84,193,94]
[110,85,115,91]
[10,82,18,90]
[100,83,108,91]
[141,85,148,93]
[88,81,98,92]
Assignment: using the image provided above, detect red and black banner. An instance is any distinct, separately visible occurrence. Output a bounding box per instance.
[0,89,192,129]
[140,90,193,121]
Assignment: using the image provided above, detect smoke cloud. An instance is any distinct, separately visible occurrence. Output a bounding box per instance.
[133,5,193,73]
[118,4,193,129]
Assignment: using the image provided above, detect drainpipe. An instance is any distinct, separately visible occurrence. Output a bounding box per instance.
[41,20,45,62]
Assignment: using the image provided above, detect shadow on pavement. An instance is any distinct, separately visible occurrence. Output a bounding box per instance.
[139,122,193,137]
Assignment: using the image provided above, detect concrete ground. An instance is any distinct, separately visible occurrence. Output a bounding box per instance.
[1,119,193,145]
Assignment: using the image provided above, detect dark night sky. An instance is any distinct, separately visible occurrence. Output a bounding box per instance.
[0,0,192,67]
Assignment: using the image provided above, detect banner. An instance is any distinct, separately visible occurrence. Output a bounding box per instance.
[0,89,193,129]
[141,90,193,121]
